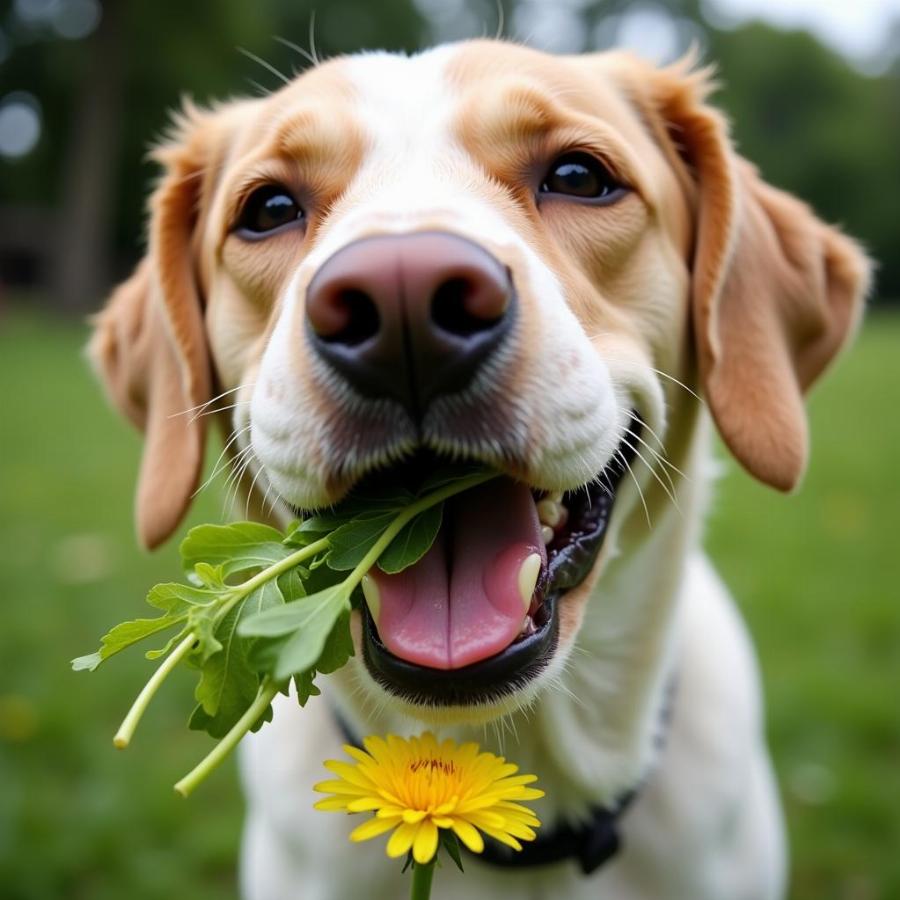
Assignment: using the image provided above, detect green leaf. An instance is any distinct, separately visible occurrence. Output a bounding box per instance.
[314,611,354,674]
[146,582,221,614]
[287,609,354,706]
[242,585,350,681]
[144,627,191,660]
[440,830,465,872]
[269,602,349,681]
[325,513,395,571]
[240,584,348,639]
[189,579,286,737]
[293,669,321,706]
[72,614,185,671]
[377,503,443,574]
[180,522,290,577]
[192,562,227,589]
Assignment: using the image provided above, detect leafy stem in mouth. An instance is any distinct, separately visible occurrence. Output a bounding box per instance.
[73,466,496,795]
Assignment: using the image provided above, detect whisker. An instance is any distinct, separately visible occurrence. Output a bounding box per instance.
[223,449,257,519]
[192,423,252,499]
[246,77,272,98]
[244,460,268,519]
[308,11,320,65]
[190,398,250,425]
[273,34,317,70]
[494,0,505,41]
[617,448,651,528]
[620,435,680,513]
[649,367,702,403]
[170,383,254,420]
[221,442,255,500]
[237,46,291,86]
[625,426,683,496]
[266,484,289,519]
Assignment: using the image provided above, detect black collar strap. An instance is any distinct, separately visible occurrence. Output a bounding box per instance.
[330,710,638,876]
[475,789,636,875]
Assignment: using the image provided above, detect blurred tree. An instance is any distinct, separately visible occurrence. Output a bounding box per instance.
[706,22,900,307]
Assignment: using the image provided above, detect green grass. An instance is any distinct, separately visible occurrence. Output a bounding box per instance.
[0,307,897,899]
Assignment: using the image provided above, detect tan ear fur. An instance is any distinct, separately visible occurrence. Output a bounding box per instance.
[649,60,872,490]
[89,112,213,548]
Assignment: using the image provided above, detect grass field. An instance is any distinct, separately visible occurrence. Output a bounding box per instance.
[0,307,897,900]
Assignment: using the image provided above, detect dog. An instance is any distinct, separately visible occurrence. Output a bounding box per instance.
[89,40,870,900]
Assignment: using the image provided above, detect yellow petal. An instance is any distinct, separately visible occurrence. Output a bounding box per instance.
[402,809,427,824]
[313,797,351,812]
[313,779,371,796]
[451,819,484,853]
[346,796,384,813]
[386,821,419,859]
[505,787,545,801]
[412,819,439,864]
[433,797,458,816]
[499,820,537,841]
[362,735,392,765]
[323,760,378,789]
[343,744,376,765]
[350,816,399,843]
[481,827,522,851]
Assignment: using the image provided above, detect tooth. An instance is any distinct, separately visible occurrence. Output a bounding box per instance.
[361,575,381,626]
[541,525,554,545]
[548,491,564,503]
[518,553,542,611]
[537,499,563,528]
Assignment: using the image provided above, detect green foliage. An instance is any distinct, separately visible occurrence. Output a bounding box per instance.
[70,433,492,794]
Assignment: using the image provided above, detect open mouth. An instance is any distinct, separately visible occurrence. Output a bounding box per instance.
[357,413,641,706]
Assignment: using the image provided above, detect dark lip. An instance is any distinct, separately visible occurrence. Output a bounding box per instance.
[362,594,559,707]
[361,412,642,707]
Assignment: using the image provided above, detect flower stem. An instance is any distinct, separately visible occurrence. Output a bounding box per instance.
[410,859,436,900]
[173,679,279,798]
[113,632,196,749]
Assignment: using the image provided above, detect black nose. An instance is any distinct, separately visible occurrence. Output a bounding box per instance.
[305,231,516,418]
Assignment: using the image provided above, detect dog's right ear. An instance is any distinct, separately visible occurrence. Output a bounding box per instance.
[89,104,216,550]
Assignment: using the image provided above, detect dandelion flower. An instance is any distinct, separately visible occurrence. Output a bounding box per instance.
[314,732,544,865]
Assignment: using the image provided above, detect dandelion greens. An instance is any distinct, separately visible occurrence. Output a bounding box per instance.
[73,467,495,795]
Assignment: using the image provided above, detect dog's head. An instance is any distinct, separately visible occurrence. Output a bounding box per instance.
[90,41,869,720]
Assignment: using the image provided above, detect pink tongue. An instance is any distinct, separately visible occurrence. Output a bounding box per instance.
[368,480,546,670]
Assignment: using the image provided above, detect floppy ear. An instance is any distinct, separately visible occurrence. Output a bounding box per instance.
[650,61,872,490]
[89,111,213,548]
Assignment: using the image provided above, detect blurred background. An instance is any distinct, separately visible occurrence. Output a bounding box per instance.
[0,0,898,897]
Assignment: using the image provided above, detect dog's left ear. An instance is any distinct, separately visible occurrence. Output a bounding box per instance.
[642,59,872,490]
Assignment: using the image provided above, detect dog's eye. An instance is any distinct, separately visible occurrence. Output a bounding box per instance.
[539,153,624,202]
[236,185,304,236]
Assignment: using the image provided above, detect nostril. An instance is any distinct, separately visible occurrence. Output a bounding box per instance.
[312,288,380,346]
[431,275,508,338]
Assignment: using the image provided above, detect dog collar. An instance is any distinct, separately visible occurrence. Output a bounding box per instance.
[475,789,636,875]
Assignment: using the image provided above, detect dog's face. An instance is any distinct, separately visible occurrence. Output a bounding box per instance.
[91,41,868,721]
